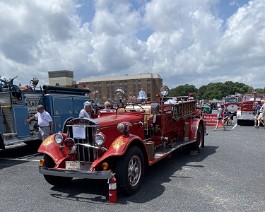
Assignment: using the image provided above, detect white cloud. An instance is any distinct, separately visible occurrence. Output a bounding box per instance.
[0,0,264,90]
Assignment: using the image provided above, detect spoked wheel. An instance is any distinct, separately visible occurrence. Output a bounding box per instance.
[43,154,72,186]
[115,146,144,196]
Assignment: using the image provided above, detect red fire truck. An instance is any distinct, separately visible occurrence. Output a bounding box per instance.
[38,87,206,197]
[237,93,265,125]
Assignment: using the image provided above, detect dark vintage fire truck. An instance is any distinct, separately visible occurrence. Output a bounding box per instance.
[0,76,90,149]
[38,86,206,197]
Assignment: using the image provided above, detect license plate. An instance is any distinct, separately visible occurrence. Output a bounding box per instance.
[65,161,80,170]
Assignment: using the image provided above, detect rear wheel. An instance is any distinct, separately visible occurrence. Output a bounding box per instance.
[191,124,204,151]
[43,154,72,186]
[115,146,144,196]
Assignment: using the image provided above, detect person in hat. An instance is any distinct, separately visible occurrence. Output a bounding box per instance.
[25,105,53,140]
[79,101,92,118]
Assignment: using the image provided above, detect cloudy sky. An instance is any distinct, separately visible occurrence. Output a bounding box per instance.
[0,0,264,89]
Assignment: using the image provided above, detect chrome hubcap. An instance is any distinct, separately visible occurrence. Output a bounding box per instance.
[128,155,141,186]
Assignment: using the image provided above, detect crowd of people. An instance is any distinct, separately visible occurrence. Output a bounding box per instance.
[211,100,265,131]
[24,89,265,140]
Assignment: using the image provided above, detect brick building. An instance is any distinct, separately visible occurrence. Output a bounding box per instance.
[77,73,163,101]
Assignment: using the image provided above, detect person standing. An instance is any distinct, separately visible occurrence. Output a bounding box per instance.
[253,101,261,127]
[79,101,92,118]
[25,105,53,140]
[213,105,226,131]
[257,100,265,127]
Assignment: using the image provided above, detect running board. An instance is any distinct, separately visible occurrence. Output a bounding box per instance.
[2,134,39,146]
[148,140,196,166]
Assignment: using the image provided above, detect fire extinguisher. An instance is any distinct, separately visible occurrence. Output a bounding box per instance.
[184,121,189,141]
[108,176,117,204]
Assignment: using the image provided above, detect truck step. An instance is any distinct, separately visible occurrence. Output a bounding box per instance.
[3,133,17,136]
[148,140,196,166]
[3,133,17,139]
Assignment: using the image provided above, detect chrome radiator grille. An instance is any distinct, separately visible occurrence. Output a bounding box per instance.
[68,125,98,163]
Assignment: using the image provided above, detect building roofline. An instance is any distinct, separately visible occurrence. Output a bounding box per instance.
[49,70,73,78]
[78,73,162,83]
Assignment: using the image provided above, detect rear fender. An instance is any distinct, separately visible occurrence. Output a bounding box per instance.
[38,135,67,165]
[190,119,205,140]
[91,134,144,169]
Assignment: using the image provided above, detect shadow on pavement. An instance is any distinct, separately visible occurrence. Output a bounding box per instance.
[49,145,218,204]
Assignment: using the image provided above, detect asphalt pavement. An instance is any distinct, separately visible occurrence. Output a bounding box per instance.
[0,119,265,212]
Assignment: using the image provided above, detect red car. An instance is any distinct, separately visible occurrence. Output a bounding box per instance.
[38,87,206,196]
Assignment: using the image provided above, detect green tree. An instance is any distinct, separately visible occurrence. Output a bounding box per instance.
[171,81,254,100]
[168,84,198,97]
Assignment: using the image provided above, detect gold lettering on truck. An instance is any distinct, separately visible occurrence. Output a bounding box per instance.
[112,138,125,149]
[42,137,54,146]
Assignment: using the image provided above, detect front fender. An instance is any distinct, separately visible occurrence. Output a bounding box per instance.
[38,135,67,165]
[91,134,142,169]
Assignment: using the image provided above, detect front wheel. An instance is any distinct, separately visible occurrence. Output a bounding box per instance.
[43,154,72,186]
[115,146,145,196]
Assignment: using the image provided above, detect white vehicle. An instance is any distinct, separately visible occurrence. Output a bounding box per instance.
[224,96,242,115]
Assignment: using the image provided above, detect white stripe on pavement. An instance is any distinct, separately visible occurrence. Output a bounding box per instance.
[232,124,237,129]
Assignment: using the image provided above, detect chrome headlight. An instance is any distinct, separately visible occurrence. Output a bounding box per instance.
[54,133,64,144]
[95,132,105,146]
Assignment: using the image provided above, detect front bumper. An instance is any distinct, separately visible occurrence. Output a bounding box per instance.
[39,166,114,180]
[237,113,254,121]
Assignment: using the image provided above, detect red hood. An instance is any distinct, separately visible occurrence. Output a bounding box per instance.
[95,112,143,128]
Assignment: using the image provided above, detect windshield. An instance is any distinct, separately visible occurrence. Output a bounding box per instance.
[225,97,241,103]
[242,94,265,102]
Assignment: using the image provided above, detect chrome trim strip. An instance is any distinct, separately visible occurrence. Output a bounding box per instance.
[39,167,113,180]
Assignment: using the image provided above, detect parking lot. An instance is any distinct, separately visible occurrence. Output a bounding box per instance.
[0,120,265,212]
